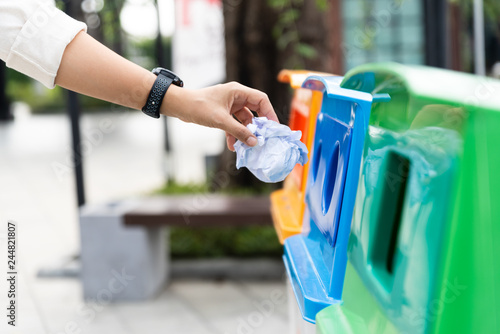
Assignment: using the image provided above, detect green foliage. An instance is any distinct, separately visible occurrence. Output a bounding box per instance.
[6,68,114,113]
[281,8,300,24]
[154,181,209,195]
[315,0,328,12]
[170,226,282,258]
[6,67,31,84]
[155,179,277,196]
[130,37,173,69]
[276,30,299,49]
[6,79,65,111]
[54,0,64,10]
[268,0,324,69]
[450,0,500,21]
[268,0,288,8]
[296,43,318,59]
[482,0,500,22]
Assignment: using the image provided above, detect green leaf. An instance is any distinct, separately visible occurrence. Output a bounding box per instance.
[267,0,288,9]
[272,25,284,39]
[315,0,327,12]
[277,30,299,49]
[295,43,318,59]
[170,226,282,258]
[280,8,300,25]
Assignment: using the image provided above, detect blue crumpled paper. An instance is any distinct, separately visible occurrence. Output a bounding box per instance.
[234,117,308,183]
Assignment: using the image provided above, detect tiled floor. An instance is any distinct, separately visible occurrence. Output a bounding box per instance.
[0,107,288,334]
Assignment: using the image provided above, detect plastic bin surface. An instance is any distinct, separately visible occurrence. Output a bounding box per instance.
[315,62,500,334]
[283,75,379,323]
[271,70,330,244]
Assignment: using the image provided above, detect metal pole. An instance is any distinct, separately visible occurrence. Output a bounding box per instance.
[473,0,486,75]
[155,0,173,182]
[65,1,86,207]
[68,91,85,207]
[0,62,13,121]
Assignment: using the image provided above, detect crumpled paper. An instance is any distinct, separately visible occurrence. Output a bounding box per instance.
[234,117,308,183]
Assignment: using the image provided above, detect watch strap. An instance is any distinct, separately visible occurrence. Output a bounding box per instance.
[142,74,173,119]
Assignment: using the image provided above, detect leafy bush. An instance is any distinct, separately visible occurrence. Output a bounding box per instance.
[6,71,114,113]
[169,226,282,259]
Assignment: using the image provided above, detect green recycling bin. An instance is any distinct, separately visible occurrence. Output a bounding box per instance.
[315,63,500,334]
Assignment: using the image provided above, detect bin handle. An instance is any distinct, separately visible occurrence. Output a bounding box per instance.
[372,93,391,103]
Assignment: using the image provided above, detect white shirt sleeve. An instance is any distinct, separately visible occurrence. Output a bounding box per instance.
[0,0,87,88]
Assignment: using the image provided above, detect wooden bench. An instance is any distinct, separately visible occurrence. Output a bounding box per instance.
[124,195,272,227]
[79,195,272,301]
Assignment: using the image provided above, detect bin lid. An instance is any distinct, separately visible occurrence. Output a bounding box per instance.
[342,62,500,112]
[277,69,334,88]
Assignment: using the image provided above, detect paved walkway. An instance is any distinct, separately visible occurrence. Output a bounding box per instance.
[0,106,288,334]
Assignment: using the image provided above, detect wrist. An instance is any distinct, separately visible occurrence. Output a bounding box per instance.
[160,84,188,118]
[142,68,183,118]
[140,72,157,110]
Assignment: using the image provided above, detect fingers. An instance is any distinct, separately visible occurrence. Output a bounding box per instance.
[227,108,254,151]
[230,83,280,123]
[226,133,236,152]
[233,107,254,126]
[209,82,278,151]
[220,115,257,151]
[251,94,279,123]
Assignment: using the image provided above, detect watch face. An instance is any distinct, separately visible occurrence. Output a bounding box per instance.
[155,68,174,78]
[153,68,183,86]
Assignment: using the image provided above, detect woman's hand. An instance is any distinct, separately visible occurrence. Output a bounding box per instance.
[161,82,279,151]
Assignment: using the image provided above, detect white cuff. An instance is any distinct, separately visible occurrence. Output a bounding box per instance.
[6,3,87,89]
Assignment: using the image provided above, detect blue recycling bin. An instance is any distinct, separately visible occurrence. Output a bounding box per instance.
[283,75,390,329]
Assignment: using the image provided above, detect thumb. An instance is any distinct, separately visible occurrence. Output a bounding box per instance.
[222,116,257,150]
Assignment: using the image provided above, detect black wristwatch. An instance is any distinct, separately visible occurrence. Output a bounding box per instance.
[142,68,183,118]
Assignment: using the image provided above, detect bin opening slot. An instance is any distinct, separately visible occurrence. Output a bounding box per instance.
[386,155,408,273]
[322,143,340,214]
[373,152,410,276]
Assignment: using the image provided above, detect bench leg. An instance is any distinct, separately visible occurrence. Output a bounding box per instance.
[79,201,169,301]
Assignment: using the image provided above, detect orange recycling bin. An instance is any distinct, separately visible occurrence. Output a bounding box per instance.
[271,69,332,244]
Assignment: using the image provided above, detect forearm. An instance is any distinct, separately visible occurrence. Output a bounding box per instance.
[55,30,277,150]
[55,31,156,110]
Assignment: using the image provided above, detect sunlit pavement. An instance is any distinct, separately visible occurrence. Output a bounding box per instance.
[0,105,287,334]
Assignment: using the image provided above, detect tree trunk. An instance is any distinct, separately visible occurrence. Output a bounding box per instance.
[449,2,463,71]
[423,0,448,68]
[213,0,331,191]
[328,0,344,74]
